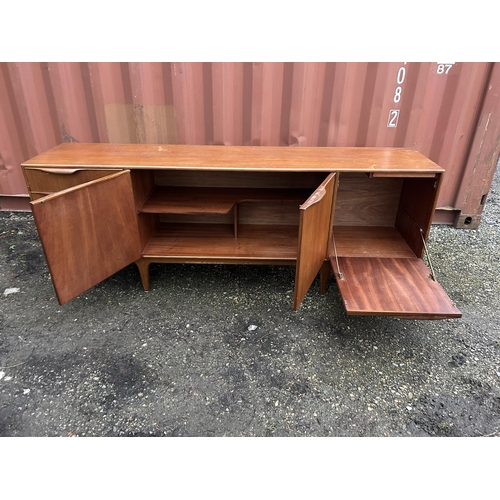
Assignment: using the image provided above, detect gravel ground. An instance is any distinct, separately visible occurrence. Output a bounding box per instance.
[1,166,499,439]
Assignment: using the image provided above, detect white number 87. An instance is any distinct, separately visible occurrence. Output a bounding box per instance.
[437,64,453,74]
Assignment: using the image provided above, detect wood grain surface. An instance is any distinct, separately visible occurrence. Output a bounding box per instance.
[30,171,142,305]
[294,173,336,309]
[333,174,403,226]
[22,143,444,174]
[331,256,462,319]
[24,167,120,199]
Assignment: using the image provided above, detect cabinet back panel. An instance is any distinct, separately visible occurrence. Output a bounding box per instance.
[159,213,233,224]
[154,171,327,189]
[159,201,301,226]
[239,201,301,225]
[334,174,403,226]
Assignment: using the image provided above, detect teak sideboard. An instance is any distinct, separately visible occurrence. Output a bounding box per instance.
[21,143,462,320]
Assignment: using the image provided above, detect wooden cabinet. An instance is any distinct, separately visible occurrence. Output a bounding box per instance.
[21,143,461,319]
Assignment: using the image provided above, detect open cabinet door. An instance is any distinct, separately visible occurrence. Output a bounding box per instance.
[294,173,336,310]
[31,170,142,305]
[330,255,461,319]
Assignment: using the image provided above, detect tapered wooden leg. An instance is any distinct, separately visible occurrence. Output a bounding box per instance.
[319,260,330,294]
[135,258,150,291]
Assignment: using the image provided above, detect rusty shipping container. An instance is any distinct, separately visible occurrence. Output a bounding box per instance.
[1,62,499,228]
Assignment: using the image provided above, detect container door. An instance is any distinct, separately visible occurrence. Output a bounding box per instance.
[294,173,336,310]
[31,170,142,305]
[330,255,461,319]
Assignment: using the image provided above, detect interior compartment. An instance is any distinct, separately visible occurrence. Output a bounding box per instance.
[329,172,461,318]
[135,170,329,261]
[332,173,440,259]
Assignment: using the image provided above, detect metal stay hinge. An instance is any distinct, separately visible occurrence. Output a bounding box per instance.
[332,233,343,280]
[419,227,436,281]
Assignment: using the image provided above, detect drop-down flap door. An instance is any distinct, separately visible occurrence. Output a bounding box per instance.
[330,252,462,319]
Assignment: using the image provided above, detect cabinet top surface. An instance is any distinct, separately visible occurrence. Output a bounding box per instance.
[22,143,444,173]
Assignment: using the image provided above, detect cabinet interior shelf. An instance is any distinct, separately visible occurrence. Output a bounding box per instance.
[333,226,416,258]
[142,223,299,261]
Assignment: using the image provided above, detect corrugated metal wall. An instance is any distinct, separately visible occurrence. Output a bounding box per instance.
[1,62,499,227]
